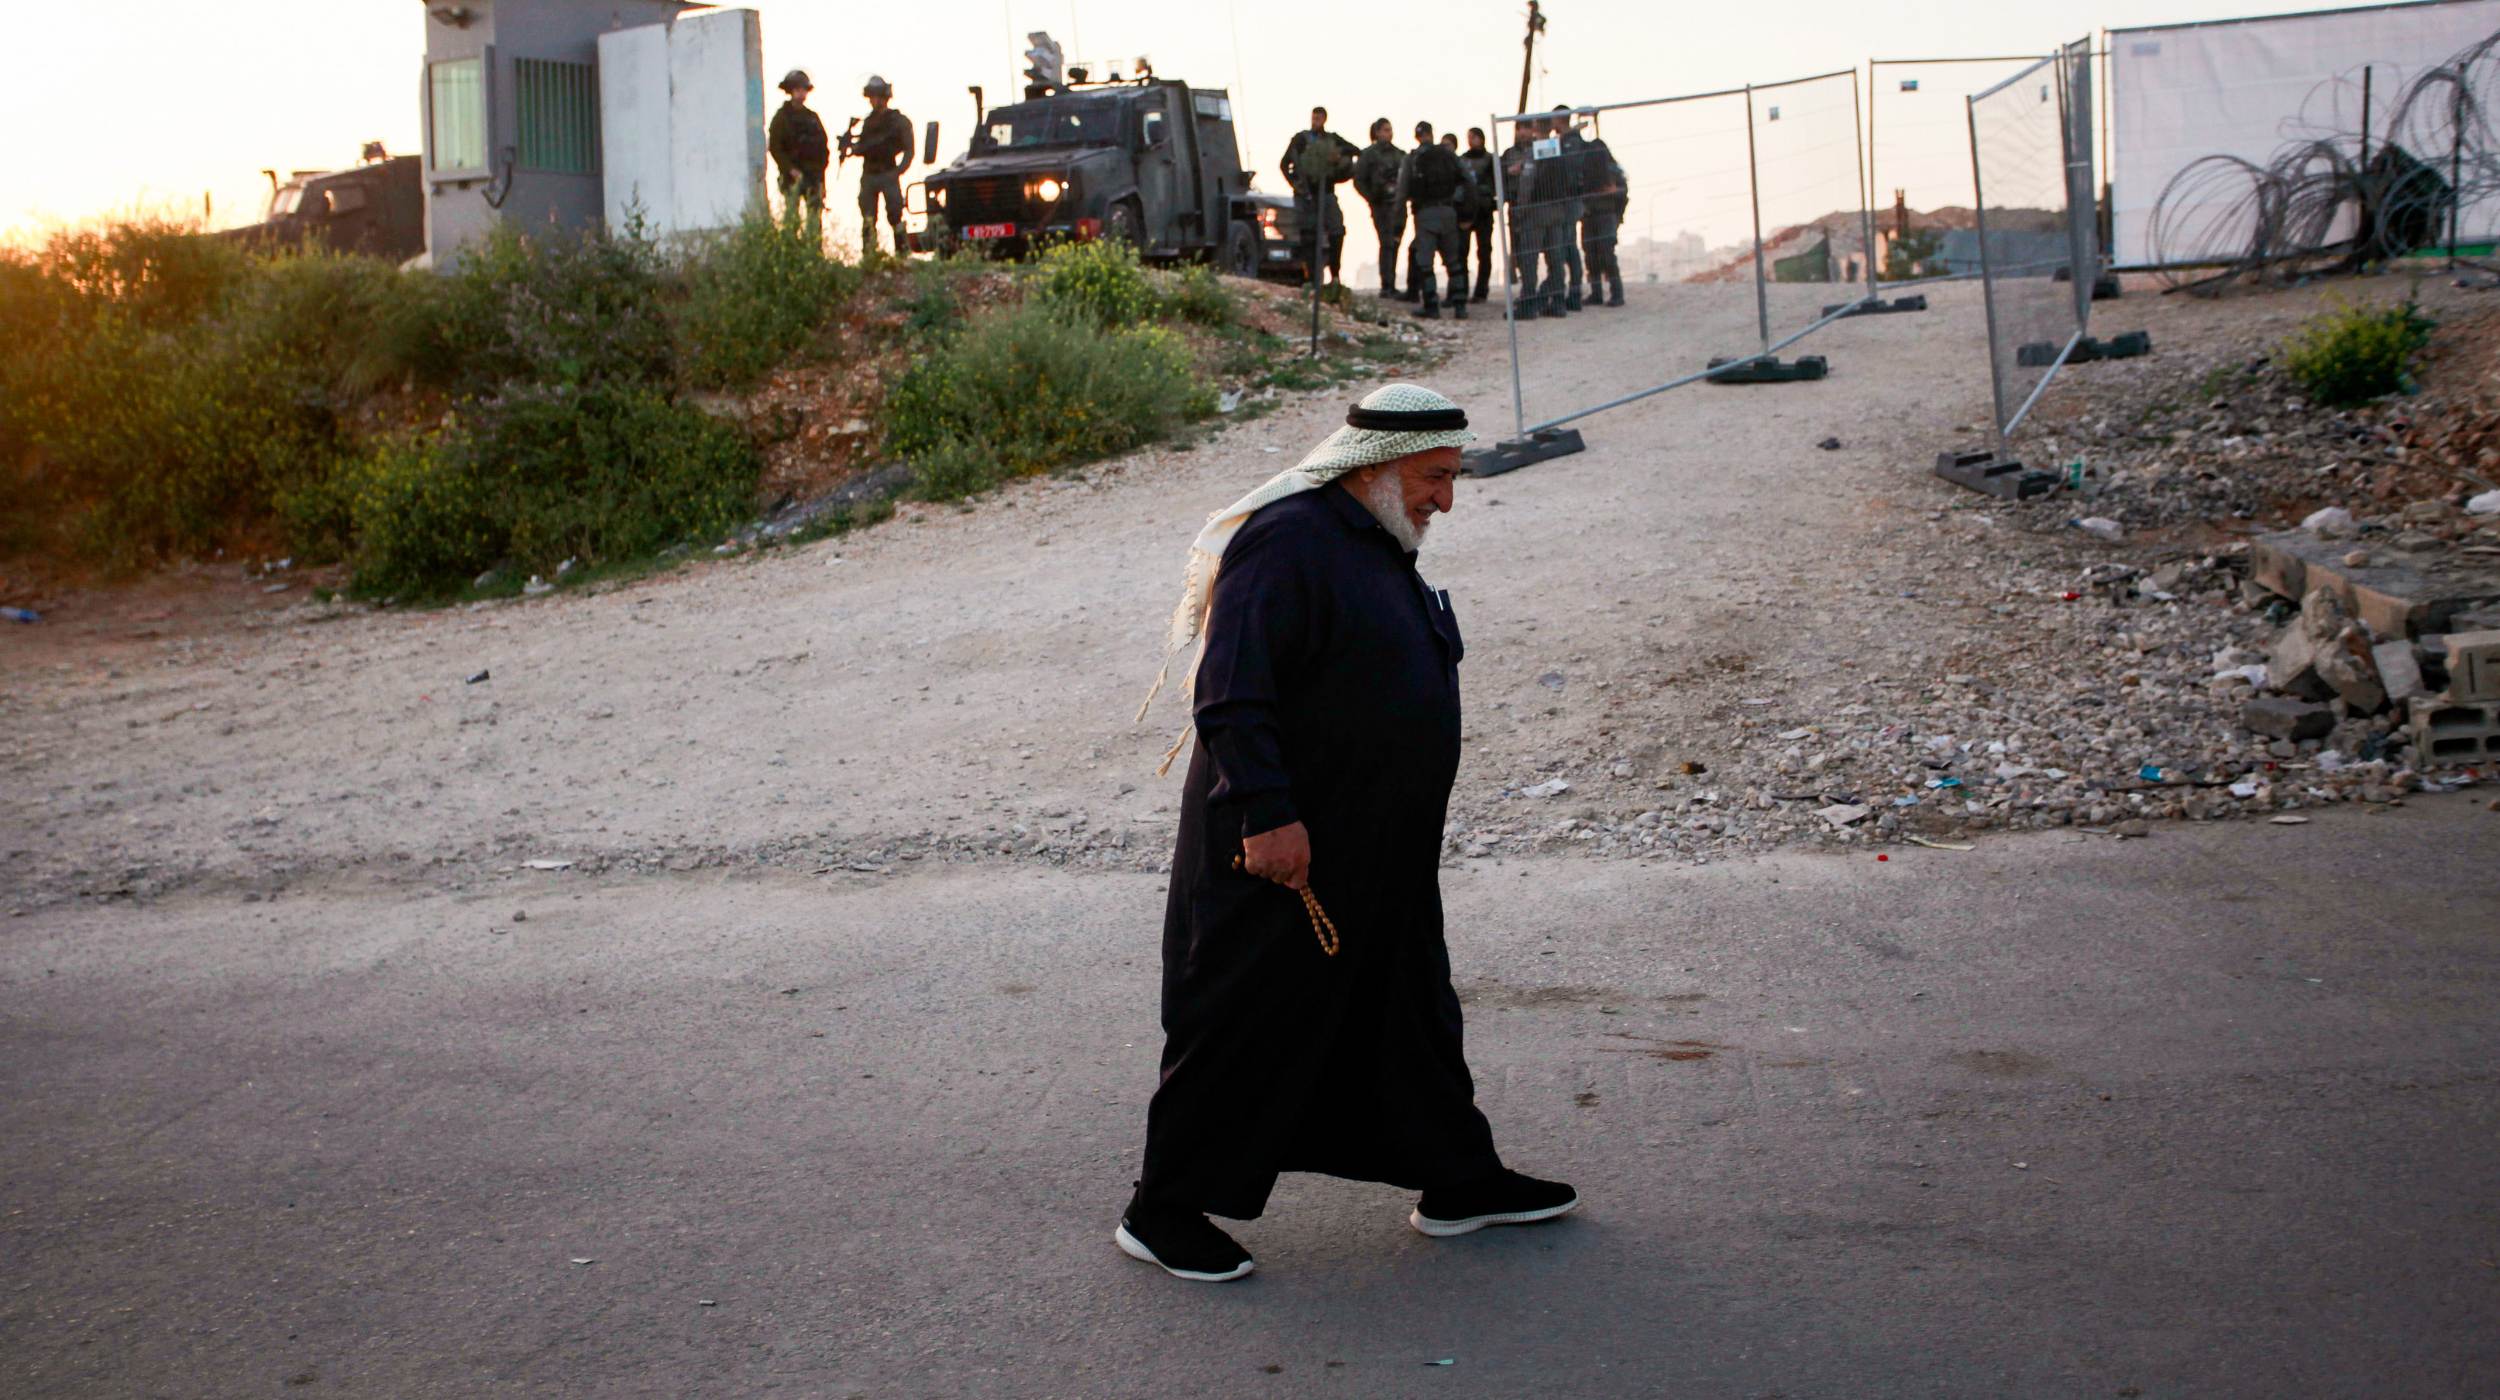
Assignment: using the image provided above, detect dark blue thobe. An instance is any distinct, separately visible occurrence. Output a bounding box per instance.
[1137,480,1502,1220]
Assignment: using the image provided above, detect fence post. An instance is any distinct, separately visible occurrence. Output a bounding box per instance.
[1494,110,1525,443]
[1743,83,1771,355]
[2063,54,2094,330]
[1853,64,1879,303]
[1967,92,2010,459]
[1308,173,1327,357]
[2449,79,2466,267]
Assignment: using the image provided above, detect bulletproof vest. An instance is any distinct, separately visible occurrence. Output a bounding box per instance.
[1555,131,1593,198]
[1408,144,1461,205]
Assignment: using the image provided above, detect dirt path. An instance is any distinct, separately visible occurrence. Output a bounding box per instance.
[2,273,2481,909]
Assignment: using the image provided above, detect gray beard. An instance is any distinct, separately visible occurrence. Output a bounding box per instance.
[1355,470,1427,553]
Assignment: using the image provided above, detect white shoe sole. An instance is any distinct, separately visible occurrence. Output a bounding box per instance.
[1409,1194,1581,1237]
[1115,1223,1255,1282]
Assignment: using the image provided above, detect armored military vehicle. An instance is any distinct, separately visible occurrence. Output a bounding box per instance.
[913,78,1307,280]
[222,148,425,262]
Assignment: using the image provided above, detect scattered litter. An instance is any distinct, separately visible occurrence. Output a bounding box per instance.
[1925,776,1962,790]
[1905,835,1974,851]
[523,575,553,596]
[2269,814,2311,825]
[1262,445,1280,455]
[1817,803,1871,827]
[698,1299,717,1307]
[0,607,37,624]
[260,582,291,594]
[570,1257,595,1266]
[1740,697,1776,707]
[1892,795,1921,807]
[1777,727,1814,741]
[1218,389,1245,414]
[466,670,491,685]
[2466,488,2500,515]
[2139,765,2165,782]
[2229,779,2262,798]
[1817,436,1842,450]
[2073,516,2125,543]
[1520,779,1572,799]
[2012,1161,2029,1170]
[526,858,574,871]
[1424,1358,1456,1367]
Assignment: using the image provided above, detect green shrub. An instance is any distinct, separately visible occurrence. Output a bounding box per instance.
[1156,264,1236,327]
[675,208,859,389]
[347,384,759,597]
[884,304,1207,498]
[2282,298,2434,406]
[33,219,254,328]
[0,244,407,567]
[1029,238,1154,328]
[405,225,675,393]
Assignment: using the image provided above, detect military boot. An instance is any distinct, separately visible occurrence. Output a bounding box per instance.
[1606,274,1625,307]
[1565,285,1584,312]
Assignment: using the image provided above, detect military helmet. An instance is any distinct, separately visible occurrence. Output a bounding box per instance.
[780,69,812,93]
[863,75,894,98]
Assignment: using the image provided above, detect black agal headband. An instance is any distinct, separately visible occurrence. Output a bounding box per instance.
[1345,403,1468,432]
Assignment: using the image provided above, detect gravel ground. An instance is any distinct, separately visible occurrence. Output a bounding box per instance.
[4,273,2495,913]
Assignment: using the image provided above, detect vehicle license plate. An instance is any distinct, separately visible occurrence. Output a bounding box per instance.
[965,222,1016,239]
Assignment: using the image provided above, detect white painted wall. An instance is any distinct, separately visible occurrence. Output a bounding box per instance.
[600,7,766,238]
[600,23,675,232]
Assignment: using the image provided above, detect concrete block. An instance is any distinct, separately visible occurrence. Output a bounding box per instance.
[2244,696,2335,740]
[2373,639,2428,703]
[2268,622,2334,702]
[2409,697,2500,765]
[2441,629,2500,701]
[1934,450,2058,500]
[2247,530,2500,636]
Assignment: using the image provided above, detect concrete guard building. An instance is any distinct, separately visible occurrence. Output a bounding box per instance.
[419,0,766,263]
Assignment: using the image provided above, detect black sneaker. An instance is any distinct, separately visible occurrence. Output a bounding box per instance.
[1413,304,1440,319]
[1411,1169,1580,1237]
[1116,1209,1254,1281]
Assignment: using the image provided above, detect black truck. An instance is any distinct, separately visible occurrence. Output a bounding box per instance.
[221,149,425,262]
[910,79,1307,280]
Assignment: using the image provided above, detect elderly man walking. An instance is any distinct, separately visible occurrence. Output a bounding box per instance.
[1122,384,1578,1282]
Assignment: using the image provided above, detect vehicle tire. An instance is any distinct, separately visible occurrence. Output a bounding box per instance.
[1103,199,1143,249]
[1222,220,1260,278]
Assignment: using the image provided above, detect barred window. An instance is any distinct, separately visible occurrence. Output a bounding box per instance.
[429,58,486,172]
[517,58,598,175]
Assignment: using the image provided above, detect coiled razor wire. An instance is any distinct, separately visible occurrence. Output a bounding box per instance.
[2148,27,2500,292]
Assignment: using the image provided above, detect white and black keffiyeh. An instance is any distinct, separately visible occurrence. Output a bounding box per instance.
[1138,383,1474,772]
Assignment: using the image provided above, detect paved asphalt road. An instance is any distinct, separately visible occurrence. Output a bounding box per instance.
[5,800,2497,1398]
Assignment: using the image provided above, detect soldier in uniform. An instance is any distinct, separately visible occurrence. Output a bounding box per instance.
[1582,134,1628,308]
[1354,119,1408,300]
[1395,121,1467,321]
[1499,122,1543,320]
[849,76,914,257]
[768,70,831,242]
[1548,106,1590,312]
[1280,108,1358,287]
[1458,128,1496,303]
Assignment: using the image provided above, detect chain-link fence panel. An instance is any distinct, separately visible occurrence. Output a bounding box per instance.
[1484,70,1873,442]
[1489,86,1766,435]
[1969,51,2082,450]
[1748,70,1877,341]
[1868,55,2057,284]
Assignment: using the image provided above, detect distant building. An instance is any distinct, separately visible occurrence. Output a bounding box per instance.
[420,0,759,263]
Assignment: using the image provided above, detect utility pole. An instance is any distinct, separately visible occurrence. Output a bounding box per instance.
[1517,1,1546,118]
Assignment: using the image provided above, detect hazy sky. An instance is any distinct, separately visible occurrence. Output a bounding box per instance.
[1,0,2318,247]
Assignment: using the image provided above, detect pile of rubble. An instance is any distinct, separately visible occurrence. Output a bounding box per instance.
[2224,503,2500,773]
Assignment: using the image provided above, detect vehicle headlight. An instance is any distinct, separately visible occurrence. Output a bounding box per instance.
[1258,208,1279,228]
[1035,176,1065,202]
[930,185,946,208]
